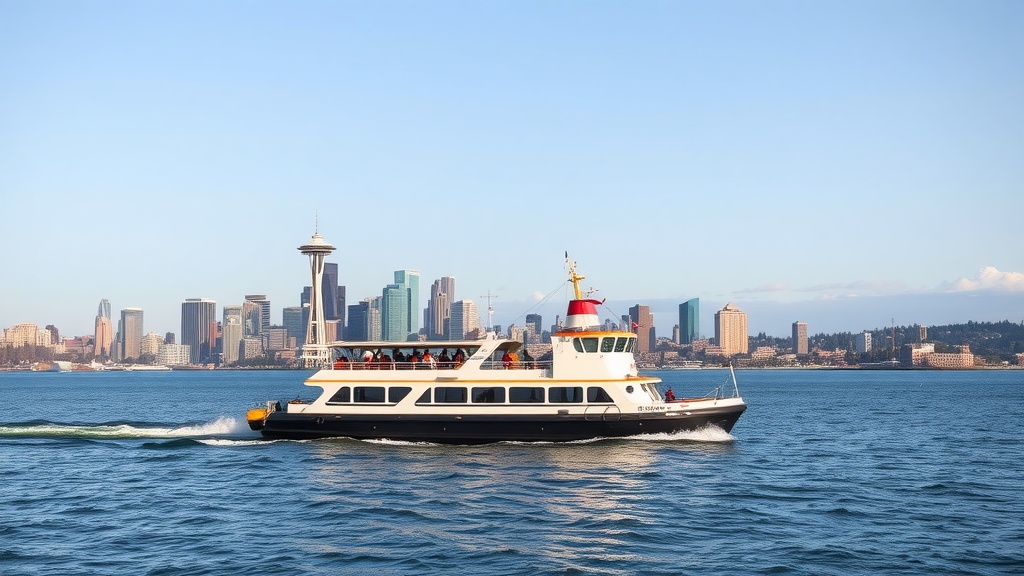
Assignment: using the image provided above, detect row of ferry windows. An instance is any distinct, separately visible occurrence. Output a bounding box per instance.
[572,336,637,354]
[327,386,615,405]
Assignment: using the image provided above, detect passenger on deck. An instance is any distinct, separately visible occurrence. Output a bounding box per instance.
[664,388,676,402]
[453,349,466,368]
[522,348,534,368]
[409,350,420,368]
[423,350,435,369]
[438,349,451,369]
[502,351,513,369]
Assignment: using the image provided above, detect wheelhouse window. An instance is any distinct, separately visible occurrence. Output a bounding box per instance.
[354,386,385,403]
[600,337,615,353]
[613,338,627,352]
[472,387,505,403]
[587,387,613,403]
[573,338,584,353]
[434,387,467,403]
[327,387,351,403]
[549,386,584,403]
[389,387,412,403]
[625,337,636,352]
[581,337,599,352]
[509,387,544,403]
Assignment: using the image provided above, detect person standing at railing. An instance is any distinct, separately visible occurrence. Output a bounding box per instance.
[502,351,513,369]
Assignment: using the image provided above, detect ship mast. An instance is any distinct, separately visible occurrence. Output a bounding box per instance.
[565,252,584,300]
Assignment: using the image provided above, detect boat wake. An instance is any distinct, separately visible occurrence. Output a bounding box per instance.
[0,416,248,440]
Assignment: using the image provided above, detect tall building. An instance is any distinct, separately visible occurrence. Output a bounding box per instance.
[525,313,543,344]
[368,297,382,341]
[347,300,369,341]
[628,304,655,353]
[336,285,346,340]
[181,298,216,365]
[323,263,339,323]
[427,276,456,340]
[94,299,114,359]
[855,331,872,354]
[222,305,243,365]
[450,299,480,340]
[382,270,420,341]
[244,295,270,337]
[792,321,808,355]
[298,229,335,367]
[117,308,144,361]
[679,298,699,344]
[919,325,928,342]
[382,283,408,342]
[141,332,163,358]
[714,303,748,356]
[282,306,304,347]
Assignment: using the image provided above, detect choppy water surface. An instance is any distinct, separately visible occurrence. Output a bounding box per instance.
[2,369,1022,575]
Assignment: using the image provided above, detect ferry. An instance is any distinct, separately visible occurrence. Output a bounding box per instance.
[246,258,746,444]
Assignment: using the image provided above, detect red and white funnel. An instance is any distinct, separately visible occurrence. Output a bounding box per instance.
[563,254,603,330]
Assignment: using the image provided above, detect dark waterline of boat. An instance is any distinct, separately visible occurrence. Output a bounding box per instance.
[1,369,1022,575]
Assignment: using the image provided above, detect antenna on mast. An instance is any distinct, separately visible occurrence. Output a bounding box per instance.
[480,290,499,331]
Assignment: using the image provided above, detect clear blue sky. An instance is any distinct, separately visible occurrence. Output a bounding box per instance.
[2,0,1022,339]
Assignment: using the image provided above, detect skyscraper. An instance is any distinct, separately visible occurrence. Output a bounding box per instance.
[792,321,808,355]
[715,303,748,356]
[679,298,699,344]
[94,299,113,359]
[222,305,243,365]
[382,270,420,341]
[382,283,408,342]
[181,298,216,365]
[346,300,370,341]
[282,306,304,346]
[117,308,144,361]
[322,263,339,323]
[628,304,655,353]
[395,270,420,338]
[427,276,456,340]
[244,295,270,337]
[450,300,480,340]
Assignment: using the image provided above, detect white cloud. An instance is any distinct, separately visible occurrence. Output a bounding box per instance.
[943,267,1024,293]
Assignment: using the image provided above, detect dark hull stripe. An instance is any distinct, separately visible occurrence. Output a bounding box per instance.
[259,406,746,444]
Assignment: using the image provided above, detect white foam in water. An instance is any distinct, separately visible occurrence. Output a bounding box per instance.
[633,425,736,443]
[0,416,248,440]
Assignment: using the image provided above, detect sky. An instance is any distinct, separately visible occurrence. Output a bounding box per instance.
[2,0,1023,340]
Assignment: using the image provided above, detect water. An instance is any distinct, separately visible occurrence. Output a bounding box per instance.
[2,369,1022,575]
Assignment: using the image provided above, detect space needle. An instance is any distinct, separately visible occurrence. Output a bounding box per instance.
[299,225,335,368]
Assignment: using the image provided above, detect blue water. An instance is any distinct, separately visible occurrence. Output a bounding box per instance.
[1,369,1022,575]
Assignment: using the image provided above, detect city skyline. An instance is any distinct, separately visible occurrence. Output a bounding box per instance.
[2,2,1022,339]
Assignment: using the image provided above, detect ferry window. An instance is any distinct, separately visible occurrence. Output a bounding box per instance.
[625,338,636,353]
[600,337,615,353]
[472,387,505,403]
[354,386,385,403]
[389,387,412,403]
[510,387,544,403]
[573,338,584,353]
[434,387,467,403]
[613,338,627,352]
[549,387,584,403]
[327,387,350,403]
[587,387,613,403]
[581,337,599,353]
[416,390,430,404]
